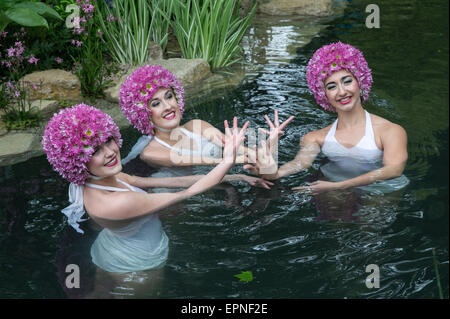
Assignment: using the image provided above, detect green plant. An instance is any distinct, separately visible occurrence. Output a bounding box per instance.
[0,0,62,32]
[43,0,77,19]
[96,0,172,65]
[70,0,110,99]
[171,0,256,70]
[75,33,111,100]
[1,80,41,130]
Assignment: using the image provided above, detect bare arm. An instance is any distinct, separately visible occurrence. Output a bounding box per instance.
[89,118,250,220]
[245,131,321,180]
[122,172,272,189]
[293,124,408,193]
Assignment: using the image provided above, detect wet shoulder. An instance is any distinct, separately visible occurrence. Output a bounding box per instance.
[140,139,171,164]
[182,119,218,135]
[302,124,333,147]
[369,113,406,137]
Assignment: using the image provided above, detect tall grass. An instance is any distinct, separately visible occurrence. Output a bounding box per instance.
[171,0,256,70]
[96,0,172,65]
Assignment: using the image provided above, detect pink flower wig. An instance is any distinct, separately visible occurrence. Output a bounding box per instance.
[119,64,185,135]
[306,42,373,112]
[42,104,122,185]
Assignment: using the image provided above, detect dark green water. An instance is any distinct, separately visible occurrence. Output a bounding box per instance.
[0,0,448,298]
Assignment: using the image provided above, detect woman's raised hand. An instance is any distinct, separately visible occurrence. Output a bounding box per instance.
[259,109,294,151]
[222,117,249,164]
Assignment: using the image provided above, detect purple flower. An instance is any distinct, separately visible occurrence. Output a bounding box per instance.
[7,48,15,57]
[71,39,83,47]
[55,57,63,64]
[28,55,39,64]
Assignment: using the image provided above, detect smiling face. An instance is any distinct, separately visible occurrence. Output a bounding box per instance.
[148,87,181,131]
[86,137,122,178]
[324,70,362,112]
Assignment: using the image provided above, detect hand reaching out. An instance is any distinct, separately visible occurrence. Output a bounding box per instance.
[243,140,278,178]
[221,117,249,164]
[259,109,294,152]
[240,175,274,189]
[292,180,341,194]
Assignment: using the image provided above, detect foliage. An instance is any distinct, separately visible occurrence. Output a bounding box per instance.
[96,0,173,65]
[75,33,111,101]
[70,0,111,99]
[0,0,62,32]
[171,0,256,70]
[0,80,41,130]
[234,270,253,282]
[42,0,77,19]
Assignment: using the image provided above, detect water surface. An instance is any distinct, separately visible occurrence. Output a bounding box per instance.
[0,0,448,298]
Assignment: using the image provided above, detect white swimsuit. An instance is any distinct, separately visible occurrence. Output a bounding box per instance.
[154,127,222,159]
[87,178,169,273]
[320,111,409,193]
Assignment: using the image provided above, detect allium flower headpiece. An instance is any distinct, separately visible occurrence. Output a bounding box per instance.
[119,64,185,135]
[42,104,122,185]
[306,42,373,112]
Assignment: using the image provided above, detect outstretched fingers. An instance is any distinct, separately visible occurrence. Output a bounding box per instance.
[279,115,295,131]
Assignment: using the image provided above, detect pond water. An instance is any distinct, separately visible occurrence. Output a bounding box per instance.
[0,0,448,298]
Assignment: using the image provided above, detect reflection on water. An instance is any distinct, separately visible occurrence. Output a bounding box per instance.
[0,0,448,298]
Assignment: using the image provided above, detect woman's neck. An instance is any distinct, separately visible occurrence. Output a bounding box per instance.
[336,105,366,129]
[154,126,182,145]
[86,174,118,186]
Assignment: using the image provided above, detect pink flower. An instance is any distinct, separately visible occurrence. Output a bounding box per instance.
[71,40,83,47]
[82,4,94,13]
[28,55,39,64]
[7,48,15,57]
[0,31,7,38]
[55,57,63,64]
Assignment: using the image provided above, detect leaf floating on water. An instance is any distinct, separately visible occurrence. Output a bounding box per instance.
[234,271,253,283]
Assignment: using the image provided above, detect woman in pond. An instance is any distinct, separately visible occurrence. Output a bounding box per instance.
[246,42,409,194]
[42,104,252,282]
[118,64,293,170]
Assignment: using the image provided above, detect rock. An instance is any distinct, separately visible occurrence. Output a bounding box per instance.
[0,133,42,167]
[104,58,211,103]
[152,58,211,86]
[258,0,334,16]
[30,100,60,119]
[0,122,7,137]
[147,42,163,61]
[21,69,82,101]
